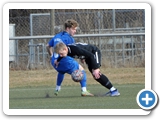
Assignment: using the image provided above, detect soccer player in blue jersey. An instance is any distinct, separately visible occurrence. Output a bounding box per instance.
[46,19,93,96]
[51,54,93,96]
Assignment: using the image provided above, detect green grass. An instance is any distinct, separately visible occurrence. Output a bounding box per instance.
[9,68,145,109]
[9,84,144,109]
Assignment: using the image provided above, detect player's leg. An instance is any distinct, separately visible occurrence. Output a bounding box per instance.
[79,65,87,92]
[86,59,120,96]
[78,64,94,96]
[94,49,120,96]
[54,72,64,96]
[95,74,120,96]
[94,49,101,67]
[97,49,102,67]
[50,56,64,96]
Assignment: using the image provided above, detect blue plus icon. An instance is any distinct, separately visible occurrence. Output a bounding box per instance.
[142,93,153,105]
[137,89,158,110]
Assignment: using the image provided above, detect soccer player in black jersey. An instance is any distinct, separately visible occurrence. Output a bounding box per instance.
[55,42,120,96]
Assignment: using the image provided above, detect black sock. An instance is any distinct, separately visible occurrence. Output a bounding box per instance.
[95,74,113,90]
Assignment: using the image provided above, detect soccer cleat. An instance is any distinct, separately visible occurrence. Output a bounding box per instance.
[105,89,120,97]
[81,90,94,97]
[54,90,59,96]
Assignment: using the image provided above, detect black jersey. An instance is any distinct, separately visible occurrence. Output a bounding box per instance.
[75,43,101,67]
[67,44,99,70]
[75,42,99,54]
[57,44,99,70]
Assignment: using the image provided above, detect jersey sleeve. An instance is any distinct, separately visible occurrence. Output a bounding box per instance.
[48,35,63,47]
[48,37,54,47]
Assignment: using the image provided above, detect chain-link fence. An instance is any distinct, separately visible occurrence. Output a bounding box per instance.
[9,9,145,69]
[9,9,144,35]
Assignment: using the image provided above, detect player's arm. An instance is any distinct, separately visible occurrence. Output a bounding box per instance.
[46,43,53,57]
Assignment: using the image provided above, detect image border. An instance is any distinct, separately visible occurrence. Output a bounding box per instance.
[3,2,151,115]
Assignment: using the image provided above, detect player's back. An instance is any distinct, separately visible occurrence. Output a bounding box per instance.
[60,31,75,44]
[48,31,75,47]
[76,42,98,53]
[52,56,79,74]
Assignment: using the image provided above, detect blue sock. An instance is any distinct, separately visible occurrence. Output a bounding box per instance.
[80,70,87,87]
[56,72,64,86]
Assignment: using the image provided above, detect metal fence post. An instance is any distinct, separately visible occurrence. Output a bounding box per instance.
[37,45,39,64]
[98,11,102,50]
[140,35,143,60]
[122,36,125,66]
[112,9,116,31]
[50,9,55,35]
[15,39,19,66]
[131,36,134,63]
[112,9,117,67]
[42,43,46,66]
[29,14,35,69]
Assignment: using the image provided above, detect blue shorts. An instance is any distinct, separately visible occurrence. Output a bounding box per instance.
[51,56,79,74]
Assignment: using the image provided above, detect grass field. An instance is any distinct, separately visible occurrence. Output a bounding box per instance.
[9,67,145,109]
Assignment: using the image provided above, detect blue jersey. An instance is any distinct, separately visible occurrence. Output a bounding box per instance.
[48,31,75,59]
[51,56,79,74]
[48,31,75,47]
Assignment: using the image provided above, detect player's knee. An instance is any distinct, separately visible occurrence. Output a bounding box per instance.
[79,64,84,70]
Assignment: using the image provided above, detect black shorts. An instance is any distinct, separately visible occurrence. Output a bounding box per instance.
[85,49,101,72]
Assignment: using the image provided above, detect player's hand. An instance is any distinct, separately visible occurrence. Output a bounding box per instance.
[80,59,85,64]
[54,60,59,68]
[92,69,101,79]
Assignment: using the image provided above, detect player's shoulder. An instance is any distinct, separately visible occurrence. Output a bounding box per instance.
[52,32,64,41]
[54,31,63,37]
[61,31,70,38]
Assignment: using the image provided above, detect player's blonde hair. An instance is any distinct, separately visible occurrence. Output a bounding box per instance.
[64,19,78,29]
[54,42,66,53]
